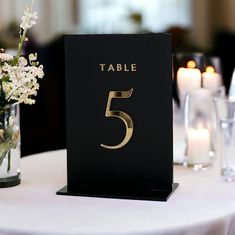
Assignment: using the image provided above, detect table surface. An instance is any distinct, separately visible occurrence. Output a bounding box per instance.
[1,150,235,235]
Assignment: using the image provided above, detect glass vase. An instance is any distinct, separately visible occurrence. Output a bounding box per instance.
[0,103,21,187]
[184,89,216,169]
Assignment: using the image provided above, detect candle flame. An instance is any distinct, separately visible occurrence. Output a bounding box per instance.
[206,66,215,73]
[187,60,196,69]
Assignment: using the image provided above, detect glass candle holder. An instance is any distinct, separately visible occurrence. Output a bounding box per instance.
[184,89,216,169]
[214,98,235,181]
[205,56,223,77]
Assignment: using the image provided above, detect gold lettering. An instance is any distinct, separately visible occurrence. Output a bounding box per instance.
[99,64,137,72]
[117,64,122,72]
[99,64,105,71]
[108,64,115,72]
[131,64,137,71]
[124,64,129,72]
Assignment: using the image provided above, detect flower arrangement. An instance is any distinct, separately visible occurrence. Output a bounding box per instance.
[0,3,43,173]
[0,5,43,106]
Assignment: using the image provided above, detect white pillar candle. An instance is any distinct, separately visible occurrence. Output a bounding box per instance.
[187,128,211,165]
[177,60,201,103]
[202,66,222,89]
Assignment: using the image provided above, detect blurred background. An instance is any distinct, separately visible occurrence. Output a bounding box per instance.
[0,0,235,156]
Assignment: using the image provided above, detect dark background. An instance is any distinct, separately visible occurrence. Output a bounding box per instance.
[18,34,235,157]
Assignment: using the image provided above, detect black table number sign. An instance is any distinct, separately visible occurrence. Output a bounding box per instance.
[57,34,178,201]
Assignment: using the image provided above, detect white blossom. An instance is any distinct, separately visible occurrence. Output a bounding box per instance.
[19,57,28,66]
[0,55,44,105]
[20,7,38,30]
[0,53,13,62]
[0,4,43,106]
[29,53,37,61]
[31,66,44,78]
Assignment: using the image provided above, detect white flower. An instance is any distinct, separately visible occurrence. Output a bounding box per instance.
[31,66,44,78]
[0,54,44,105]
[29,53,37,61]
[20,7,38,30]
[0,53,13,62]
[19,57,28,66]
[0,3,44,106]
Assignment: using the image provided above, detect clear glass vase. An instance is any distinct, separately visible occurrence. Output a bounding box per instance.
[0,103,21,187]
[184,89,216,169]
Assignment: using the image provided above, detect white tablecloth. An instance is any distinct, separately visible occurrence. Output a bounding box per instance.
[0,150,235,235]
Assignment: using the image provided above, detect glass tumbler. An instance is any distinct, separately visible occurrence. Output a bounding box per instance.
[214,98,235,181]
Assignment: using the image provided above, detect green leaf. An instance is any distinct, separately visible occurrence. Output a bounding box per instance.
[2,75,10,83]
[0,140,18,170]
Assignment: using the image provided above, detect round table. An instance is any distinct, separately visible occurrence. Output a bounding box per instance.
[0,150,235,235]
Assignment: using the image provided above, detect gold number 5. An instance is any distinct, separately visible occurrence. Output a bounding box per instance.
[101,88,134,150]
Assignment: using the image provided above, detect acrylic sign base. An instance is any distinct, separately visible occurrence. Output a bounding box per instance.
[57,183,179,201]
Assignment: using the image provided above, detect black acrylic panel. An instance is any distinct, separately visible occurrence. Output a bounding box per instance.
[58,34,177,201]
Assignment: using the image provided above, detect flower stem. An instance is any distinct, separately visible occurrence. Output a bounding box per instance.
[7,150,11,173]
[15,29,27,64]
[0,80,5,105]
[6,86,23,102]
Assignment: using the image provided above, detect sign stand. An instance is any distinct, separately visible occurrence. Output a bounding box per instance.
[57,34,178,201]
